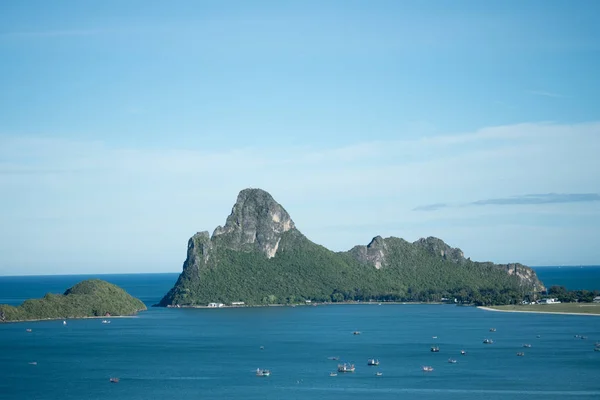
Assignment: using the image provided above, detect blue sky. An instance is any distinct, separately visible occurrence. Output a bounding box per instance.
[1,1,599,275]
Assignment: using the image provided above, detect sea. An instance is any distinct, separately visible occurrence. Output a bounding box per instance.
[0,266,599,400]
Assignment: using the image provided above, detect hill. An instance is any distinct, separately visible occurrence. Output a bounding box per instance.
[0,279,147,322]
[158,189,545,307]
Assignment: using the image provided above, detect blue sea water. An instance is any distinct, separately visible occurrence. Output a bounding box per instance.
[1,268,599,400]
[532,266,600,291]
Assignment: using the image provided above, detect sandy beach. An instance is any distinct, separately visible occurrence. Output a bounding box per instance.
[478,306,600,316]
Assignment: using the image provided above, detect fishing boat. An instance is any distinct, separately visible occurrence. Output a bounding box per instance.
[460,350,467,355]
[376,372,383,376]
[523,344,532,348]
[430,346,440,352]
[367,358,380,366]
[329,372,337,377]
[483,339,494,344]
[26,329,32,332]
[448,358,457,364]
[516,352,525,357]
[337,363,356,373]
[102,320,111,324]
[489,328,496,332]
[256,368,271,377]
[109,377,119,383]
[353,331,361,335]
[422,366,434,372]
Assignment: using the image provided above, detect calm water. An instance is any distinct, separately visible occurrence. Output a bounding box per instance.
[533,266,600,291]
[1,269,599,400]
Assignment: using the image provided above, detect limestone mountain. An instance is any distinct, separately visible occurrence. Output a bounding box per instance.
[158,188,544,307]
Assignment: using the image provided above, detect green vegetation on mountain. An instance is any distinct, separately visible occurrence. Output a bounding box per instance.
[159,189,545,307]
[0,279,146,322]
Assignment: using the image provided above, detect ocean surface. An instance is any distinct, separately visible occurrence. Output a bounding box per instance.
[532,266,600,291]
[1,268,599,400]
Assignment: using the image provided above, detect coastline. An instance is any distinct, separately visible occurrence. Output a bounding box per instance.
[0,313,143,324]
[478,306,600,317]
[166,301,447,309]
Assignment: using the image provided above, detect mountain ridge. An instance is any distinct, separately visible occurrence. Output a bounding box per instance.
[158,188,544,307]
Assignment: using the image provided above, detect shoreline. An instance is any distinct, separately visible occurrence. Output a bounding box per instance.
[165,301,448,309]
[478,306,600,317]
[1,313,143,324]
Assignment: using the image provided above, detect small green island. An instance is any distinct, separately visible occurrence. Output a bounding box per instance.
[0,279,147,322]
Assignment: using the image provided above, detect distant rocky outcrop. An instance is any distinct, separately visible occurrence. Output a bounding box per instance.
[0,279,146,322]
[158,188,545,307]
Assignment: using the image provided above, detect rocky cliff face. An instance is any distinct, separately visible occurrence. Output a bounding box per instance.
[163,189,295,284]
[348,236,388,269]
[212,188,295,258]
[413,236,466,263]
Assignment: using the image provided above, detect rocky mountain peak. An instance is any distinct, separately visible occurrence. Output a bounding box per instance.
[413,236,465,263]
[349,235,388,269]
[212,188,295,258]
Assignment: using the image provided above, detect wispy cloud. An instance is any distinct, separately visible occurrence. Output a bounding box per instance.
[1,121,599,273]
[413,203,448,212]
[472,193,600,206]
[415,193,600,211]
[527,90,563,98]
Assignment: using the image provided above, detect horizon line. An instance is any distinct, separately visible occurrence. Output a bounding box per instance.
[1,265,600,277]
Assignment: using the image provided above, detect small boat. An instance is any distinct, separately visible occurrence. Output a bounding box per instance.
[256,368,270,377]
[448,358,457,364]
[536,335,541,338]
[376,372,383,376]
[102,320,111,324]
[430,346,440,352]
[109,377,119,383]
[432,336,438,339]
[328,356,339,361]
[353,331,361,335]
[483,339,494,344]
[329,372,337,377]
[460,350,467,355]
[489,328,496,332]
[337,363,356,373]
[367,358,380,366]
[594,347,600,352]
[523,344,532,348]
[574,335,581,338]
[259,346,264,350]
[516,352,525,357]
[422,366,434,372]
[26,329,32,333]
[581,336,588,340]
[63,320,67,325]
[28,361,37,365]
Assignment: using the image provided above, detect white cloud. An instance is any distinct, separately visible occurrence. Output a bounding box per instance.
[0,121,599,274]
